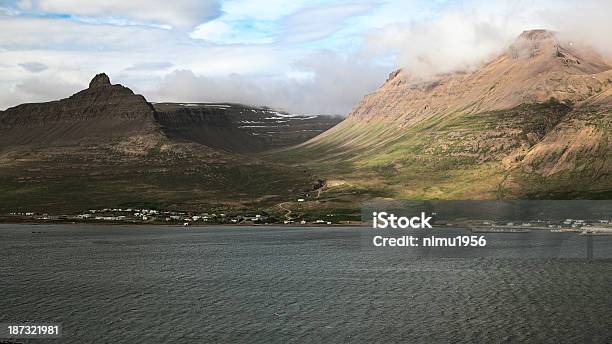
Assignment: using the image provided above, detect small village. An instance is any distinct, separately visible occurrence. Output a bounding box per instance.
[3,206,345,226]
[3,208,610,232]
[465,218,612,235]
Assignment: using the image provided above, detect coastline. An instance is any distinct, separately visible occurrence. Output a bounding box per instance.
[3,221,610,236]
[0,219,366,227]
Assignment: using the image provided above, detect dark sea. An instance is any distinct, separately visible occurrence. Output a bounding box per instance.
[1,224,611,343]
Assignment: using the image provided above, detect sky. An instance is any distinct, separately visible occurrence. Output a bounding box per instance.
[0,0,611,115]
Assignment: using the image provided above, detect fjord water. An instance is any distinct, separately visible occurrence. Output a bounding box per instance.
[1,225,611,343]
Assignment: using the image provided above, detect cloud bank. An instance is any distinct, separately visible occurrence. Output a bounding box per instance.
[364,0,612,79]
[1,0,612,115]
[151,52,388,115]
[16,0,222,28]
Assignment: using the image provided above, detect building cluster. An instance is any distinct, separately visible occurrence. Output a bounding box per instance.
[71,208,275,224]
[6,208,341,225]
[485,218,610,230]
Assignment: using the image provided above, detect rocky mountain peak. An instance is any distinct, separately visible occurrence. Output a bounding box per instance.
[0,73,159,147]
[89,73,111,88]
[517,29,555,41]
[509,29,558,60]
[347,29,612,122]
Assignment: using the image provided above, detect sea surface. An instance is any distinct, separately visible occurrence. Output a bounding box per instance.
[1,224,611,343]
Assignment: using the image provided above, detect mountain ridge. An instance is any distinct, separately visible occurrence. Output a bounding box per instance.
[0,74,338,213]
[0,73,160,148]
[347,29,612,124]
[275,29,611,201]
[0,73,341,153]
[153,102,342,153]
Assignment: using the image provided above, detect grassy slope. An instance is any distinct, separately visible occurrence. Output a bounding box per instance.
[509,106,611,199]
[0,140,316,214]
[273,100,611,201]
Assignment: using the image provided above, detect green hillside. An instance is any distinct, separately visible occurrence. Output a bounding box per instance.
[272,99,611,202]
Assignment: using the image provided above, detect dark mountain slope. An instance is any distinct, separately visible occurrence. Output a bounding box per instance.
[0,74,341,154]
[0,74,328,213]
[153,102,341,153]
[0,73,159,148]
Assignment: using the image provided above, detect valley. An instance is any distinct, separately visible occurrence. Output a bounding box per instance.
[0,30,610,220]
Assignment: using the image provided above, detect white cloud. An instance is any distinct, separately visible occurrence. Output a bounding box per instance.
[14,77,82,101]
[363,0,612,79]
[19,61,48,72]
[190,19,275,44]
[0,76,82,109]
[149,52,387,115]
[20,0,222,28]
[191,2,379,45]
[125,62,173,71]
[16,0,33,10]
[365,13,517,78]
[191,21,232,41]
[279,3,376,43]
[0,16,178,50]
[2,0,612,115]
[221,0,313,21]
[540,0,612,56]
